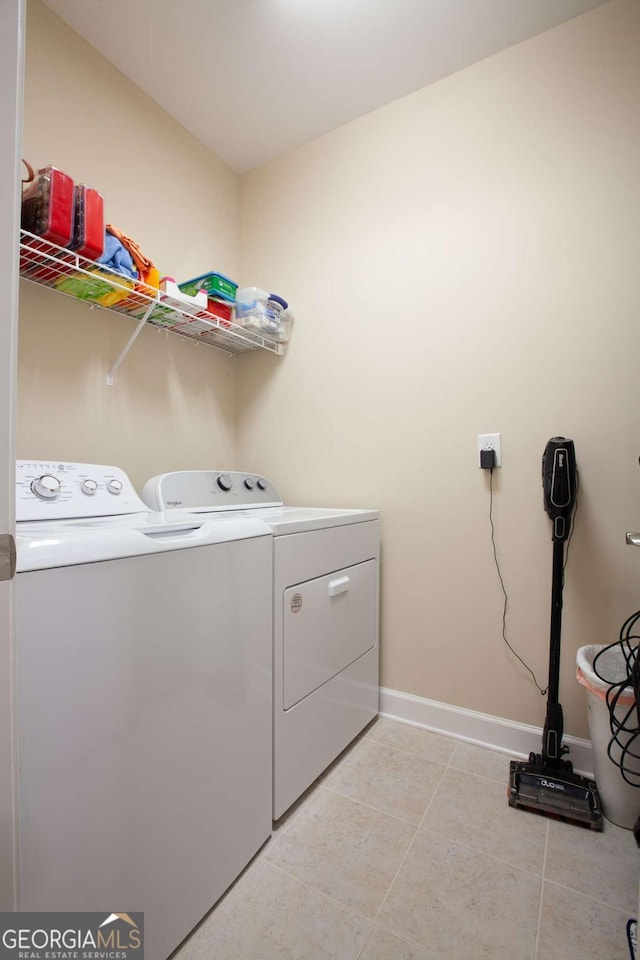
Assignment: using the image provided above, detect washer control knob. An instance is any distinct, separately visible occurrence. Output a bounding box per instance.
[107,479,123,495]
[244,477,256,490]
[31,475,61,500]
[257,478,268,491]
[80,479,98,496]
[217,474,233,492]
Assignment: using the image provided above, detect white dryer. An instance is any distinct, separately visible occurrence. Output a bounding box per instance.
[142,470,380,819]
[15,461,273,960]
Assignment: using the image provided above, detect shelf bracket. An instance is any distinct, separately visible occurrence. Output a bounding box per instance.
[106,300,157,385]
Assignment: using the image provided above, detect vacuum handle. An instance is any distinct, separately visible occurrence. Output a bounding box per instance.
[542,437,577,542]
[542,701,569,765]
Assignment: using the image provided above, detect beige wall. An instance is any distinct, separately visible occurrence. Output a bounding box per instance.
[17,0,640,739]
[238,0,640,738]
[18,0,240,492]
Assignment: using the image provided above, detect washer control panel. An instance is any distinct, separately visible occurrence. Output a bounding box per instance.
[16,461,149,521]
[142,470,282,512]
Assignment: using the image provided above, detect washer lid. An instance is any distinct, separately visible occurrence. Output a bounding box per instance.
[16,511,271,571]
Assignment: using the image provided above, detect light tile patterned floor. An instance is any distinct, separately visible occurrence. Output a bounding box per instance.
[173,717,640,960]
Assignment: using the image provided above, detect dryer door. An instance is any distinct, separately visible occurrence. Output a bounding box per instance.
[283,559,377,709]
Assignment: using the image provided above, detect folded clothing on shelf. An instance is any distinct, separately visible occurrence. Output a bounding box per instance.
[97,232,137,280]
[106,223,160,292]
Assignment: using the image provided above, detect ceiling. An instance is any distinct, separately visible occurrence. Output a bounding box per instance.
[43,0,608,174]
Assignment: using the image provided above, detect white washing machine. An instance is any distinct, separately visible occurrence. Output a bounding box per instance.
[15,460,273,960]
[142,470,380,819]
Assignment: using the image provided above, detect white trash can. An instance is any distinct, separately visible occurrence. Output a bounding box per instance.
[577,644,640,829]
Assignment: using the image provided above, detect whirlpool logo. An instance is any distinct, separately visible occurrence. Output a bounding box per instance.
[0,912,143,960]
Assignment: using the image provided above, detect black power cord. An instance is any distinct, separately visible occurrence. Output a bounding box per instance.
[593,611,640,788]
[487,465,548,696]
[592,609,640,844]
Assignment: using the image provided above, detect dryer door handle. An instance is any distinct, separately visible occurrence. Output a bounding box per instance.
[328,576,350,597]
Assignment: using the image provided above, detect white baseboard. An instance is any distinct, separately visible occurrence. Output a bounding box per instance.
[378,686,594,779]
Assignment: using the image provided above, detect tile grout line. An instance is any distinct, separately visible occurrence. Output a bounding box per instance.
[366,731,459,767]
[357,756,454,959]
[368,724,519,784]
[542,876,639,917]
[372,922,450,960]
[416,823,546,880]
[420,744,456,828]
[265,858,378,960]
[289,731,457,959]
[267,729,456,956]
[533,821,549,960]
[320,782,435,828]
[358,731,456,769]
[266,858,374,926]
[447,762,513,786]
[274,734,548,954]
[178,721,633,960]
[423,740,549,881]
[447,737,523,785]
[274,730,555,958]
[366,757,451,933]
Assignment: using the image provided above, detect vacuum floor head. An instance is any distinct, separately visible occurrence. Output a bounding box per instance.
[509,757,603,830]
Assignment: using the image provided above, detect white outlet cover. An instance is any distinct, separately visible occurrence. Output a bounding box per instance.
[478,433,502,467]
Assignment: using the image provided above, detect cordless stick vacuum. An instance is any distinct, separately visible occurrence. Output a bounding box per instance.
[509,438,603,829]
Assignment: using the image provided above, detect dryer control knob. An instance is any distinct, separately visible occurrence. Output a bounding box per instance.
[217,474,233,492]
[244,477,255,490]
[80,479,98,496]
[257,478,268,491]
[107,479,123,495]
[31,474,61,500]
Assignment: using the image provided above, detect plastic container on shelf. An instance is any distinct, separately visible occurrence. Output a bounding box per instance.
[206,297,233,328]
[576,644,640,829]
[236,286,269,304]
[69,185,104,261]
[21,165,75,247]
[268,293,289,311]
[179,271,237,302]
[160,278,207,311]
[235,287,292,343]
[18,230,287,359]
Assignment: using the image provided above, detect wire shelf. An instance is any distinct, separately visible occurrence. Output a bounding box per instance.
[19,230,285,366]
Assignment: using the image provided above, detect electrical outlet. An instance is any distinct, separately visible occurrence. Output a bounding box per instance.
[478,433,502,468]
